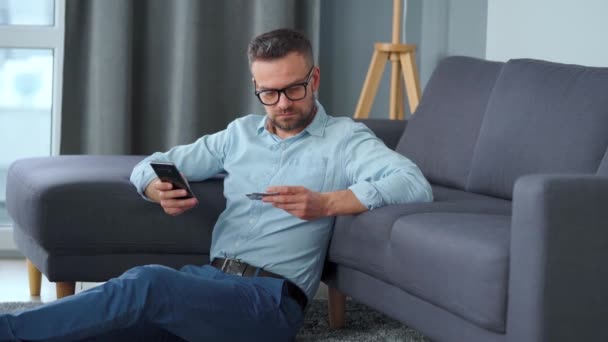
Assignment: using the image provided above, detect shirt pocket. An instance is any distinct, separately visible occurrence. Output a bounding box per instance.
[275,156,328,192]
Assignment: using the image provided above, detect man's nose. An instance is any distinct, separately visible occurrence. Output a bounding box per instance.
[276,91,293,109]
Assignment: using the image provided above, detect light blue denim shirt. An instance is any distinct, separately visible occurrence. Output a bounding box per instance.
[130,101,432,300]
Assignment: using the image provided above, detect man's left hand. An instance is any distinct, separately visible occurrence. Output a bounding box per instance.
[262,186,329,220]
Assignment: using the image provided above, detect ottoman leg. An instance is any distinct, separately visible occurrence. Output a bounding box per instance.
[56,282,76,299]
[328,286,346,329]
[26,259,42,297]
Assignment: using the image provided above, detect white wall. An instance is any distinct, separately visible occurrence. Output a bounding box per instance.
[486,0,608,67]
[447,0,487,58]
[319,0,394,118]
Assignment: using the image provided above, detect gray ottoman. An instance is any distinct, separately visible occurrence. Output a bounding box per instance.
[6,155,224,298]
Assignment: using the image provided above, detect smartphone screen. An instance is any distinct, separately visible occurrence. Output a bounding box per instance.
[149,162,196,199]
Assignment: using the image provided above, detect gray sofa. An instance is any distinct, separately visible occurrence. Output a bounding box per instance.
[6,56,608,342]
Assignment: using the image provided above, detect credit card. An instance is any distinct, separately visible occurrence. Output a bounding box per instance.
[245,192,280,200]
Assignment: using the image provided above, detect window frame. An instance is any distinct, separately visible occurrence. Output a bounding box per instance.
[0,0,65,249]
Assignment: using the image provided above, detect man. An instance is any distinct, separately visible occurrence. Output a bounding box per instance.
[0,28,432,342]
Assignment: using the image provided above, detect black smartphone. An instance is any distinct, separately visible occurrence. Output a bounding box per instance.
[149,162,196,199]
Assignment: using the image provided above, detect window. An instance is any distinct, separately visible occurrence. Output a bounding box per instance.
[0,0,65,250]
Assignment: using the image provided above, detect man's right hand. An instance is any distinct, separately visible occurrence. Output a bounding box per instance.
[144,178,199,216]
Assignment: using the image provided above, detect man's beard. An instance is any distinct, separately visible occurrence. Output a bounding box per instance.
[270,103,317,132]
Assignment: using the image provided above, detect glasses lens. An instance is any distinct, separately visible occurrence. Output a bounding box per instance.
[284,85,307,101]
[258,90,279,105]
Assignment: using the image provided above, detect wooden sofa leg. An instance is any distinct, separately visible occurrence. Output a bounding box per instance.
[56,282,76,299]
[26,259,42,297]
[328,286,346,329]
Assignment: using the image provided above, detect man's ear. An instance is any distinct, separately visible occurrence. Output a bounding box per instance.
[312,66,320,92]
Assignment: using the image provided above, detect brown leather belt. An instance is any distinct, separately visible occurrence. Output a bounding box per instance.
[211,258,308,311]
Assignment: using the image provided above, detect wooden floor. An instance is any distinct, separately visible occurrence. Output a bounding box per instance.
[0,258,102,303]
[0,258,328,303]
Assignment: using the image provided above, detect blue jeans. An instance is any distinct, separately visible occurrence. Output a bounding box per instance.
[0,264,304,341]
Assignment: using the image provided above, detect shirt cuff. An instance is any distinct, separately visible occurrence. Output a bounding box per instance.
[130,164,159,202]
[348,181,384,210]
[140,176,158,202]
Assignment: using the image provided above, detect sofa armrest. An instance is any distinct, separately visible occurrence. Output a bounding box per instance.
[354,119,407,150]
[507,174,608,342]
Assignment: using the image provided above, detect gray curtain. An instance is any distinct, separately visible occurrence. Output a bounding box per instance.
[60,0,320,155]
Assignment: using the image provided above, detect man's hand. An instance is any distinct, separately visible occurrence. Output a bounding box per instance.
[144,178,198,216]
[263,186,368,220]
[262,186,329,221]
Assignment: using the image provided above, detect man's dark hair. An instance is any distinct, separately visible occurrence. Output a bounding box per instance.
[247,28,314,67]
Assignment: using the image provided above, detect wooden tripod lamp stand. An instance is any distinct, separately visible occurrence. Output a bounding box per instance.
[353,0,421,120]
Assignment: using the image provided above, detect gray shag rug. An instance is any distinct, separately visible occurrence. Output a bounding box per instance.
[297,299,430,341]
[0,301,43,313]
[0,300,430,341]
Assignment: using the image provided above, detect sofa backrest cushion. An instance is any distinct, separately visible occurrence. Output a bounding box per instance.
[467,59,608,199]
[597,150,608,176]
[396,56,503,190]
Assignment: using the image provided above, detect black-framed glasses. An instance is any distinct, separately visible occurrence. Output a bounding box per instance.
[254,66,314,106]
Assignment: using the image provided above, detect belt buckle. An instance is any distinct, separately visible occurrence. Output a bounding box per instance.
[221,258,244,276]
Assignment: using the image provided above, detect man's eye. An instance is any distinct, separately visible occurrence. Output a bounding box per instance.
[259,91,277,98]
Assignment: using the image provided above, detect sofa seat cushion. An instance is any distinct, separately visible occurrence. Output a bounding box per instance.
[6,156,225,255]
[328,186,511,332]
[328,186,510,278]
[386,213,510,333]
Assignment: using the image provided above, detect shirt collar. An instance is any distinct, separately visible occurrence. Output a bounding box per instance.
[256,100,328,137]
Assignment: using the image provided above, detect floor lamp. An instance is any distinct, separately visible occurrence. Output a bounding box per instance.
[353,0,421,120]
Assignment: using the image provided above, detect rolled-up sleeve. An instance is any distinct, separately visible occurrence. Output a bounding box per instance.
[348,181,383,210]
[130,122,234,198]
[344,123,433,209]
